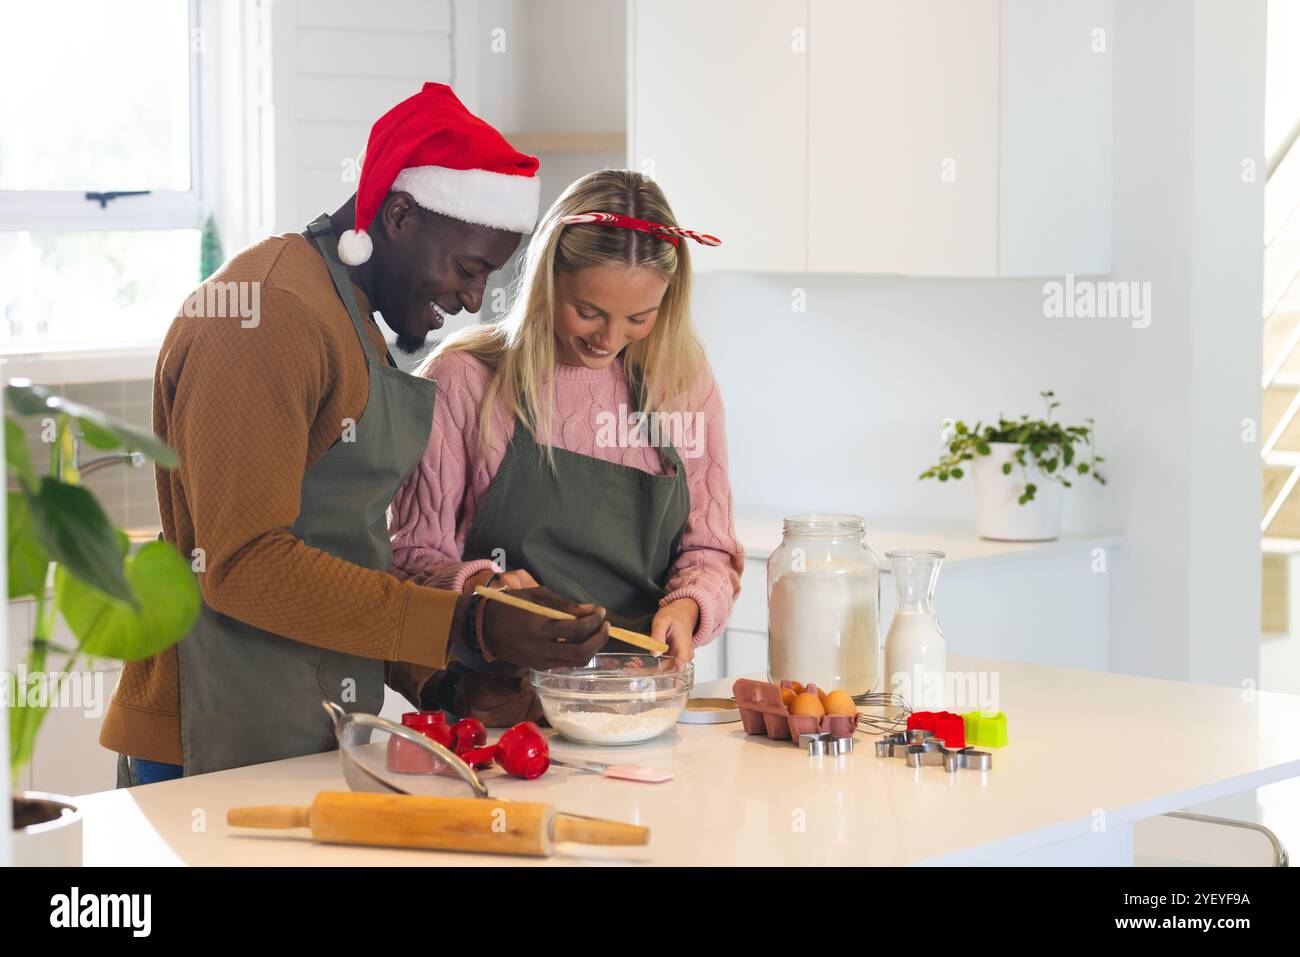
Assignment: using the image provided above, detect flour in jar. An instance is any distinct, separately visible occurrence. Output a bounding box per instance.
[768,562,879,694]
[547,707,680,745]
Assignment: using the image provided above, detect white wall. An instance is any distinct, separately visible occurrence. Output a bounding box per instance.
[1185,0,1266,686]
[268,0,456,233]
[693,0,1264,686]
[466,0,625,134]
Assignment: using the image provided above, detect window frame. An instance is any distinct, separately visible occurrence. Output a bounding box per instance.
[0,0,219,363]
[0,0,217,231]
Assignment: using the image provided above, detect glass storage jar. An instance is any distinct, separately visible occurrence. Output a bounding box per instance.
[766,514,880,695]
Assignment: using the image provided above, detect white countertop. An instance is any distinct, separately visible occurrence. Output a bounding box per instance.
[76,657,1300,866]
[731,507,1120,565]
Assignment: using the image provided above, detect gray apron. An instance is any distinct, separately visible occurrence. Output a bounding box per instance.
[171,213,439,775]
[460,374,691,666]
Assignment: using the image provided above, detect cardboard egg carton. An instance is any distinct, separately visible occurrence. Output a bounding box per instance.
[731,678,860,745]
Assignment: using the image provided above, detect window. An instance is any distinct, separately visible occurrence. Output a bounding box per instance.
[0,0,216,351]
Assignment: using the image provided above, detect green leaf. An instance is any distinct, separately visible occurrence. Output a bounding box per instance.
[5,381,176,468]
[951,467,963,479]
[27,477,134,605]
[976,441,991,456]
[955,422,968,435]
[1002,462,1012,475]
[6,491,49,599]
[1077,462,1090,475]
[4,417,37,492]
[57,541,200,661]
[77,417,121,450]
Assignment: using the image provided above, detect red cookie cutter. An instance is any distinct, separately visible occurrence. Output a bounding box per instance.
[906,711,966,751]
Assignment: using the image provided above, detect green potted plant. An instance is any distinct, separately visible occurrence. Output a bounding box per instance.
[5,380,200,865]
[919,391,1106,541]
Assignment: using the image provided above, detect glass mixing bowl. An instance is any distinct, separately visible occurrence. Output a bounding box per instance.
[531,654,694,746]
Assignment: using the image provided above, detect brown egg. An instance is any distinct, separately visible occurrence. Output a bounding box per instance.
[823,690,858,716]
[789,692,826,718]
[780,687,796,709]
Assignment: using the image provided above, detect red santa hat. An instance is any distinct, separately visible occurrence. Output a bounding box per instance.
[338,82,541,266]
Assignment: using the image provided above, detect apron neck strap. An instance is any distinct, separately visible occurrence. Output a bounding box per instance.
[626,366,684,472]
[307,213,391,367]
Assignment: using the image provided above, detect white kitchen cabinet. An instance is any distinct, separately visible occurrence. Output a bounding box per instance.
[629,0,1113,277]
[628,0,809,272]
[807,0,1001,275]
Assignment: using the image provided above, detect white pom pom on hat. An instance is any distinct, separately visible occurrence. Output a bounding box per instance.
[337,228,373,266]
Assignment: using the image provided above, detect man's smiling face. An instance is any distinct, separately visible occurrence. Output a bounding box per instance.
[369,192,521,353]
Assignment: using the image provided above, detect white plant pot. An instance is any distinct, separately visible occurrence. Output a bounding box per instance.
[970,442,1065,541]
[12,791,83,867]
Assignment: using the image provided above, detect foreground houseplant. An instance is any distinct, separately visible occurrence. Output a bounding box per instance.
[919,391,1106,541]
[5,380,200,864]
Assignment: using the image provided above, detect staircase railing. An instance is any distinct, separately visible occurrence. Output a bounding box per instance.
[1261,137,1300,534]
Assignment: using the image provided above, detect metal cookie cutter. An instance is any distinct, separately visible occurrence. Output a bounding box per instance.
[874,728,934,757]
[875,730,992,773]
[802,732,855,756]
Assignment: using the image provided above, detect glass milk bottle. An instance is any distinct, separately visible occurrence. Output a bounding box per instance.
[884,550,948,710]
[767,515,880,695]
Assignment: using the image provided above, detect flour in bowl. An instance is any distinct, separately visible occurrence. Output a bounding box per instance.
[547,707,680,745]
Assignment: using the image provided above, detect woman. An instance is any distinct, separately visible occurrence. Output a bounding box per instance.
[389,169,741,708]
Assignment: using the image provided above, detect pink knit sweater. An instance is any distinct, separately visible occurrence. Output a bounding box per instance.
[388,351,743,645]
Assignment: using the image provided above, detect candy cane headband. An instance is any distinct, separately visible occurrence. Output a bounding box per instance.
[557,211,721,247]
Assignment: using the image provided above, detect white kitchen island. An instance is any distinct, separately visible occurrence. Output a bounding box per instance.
[75,657,1300,867]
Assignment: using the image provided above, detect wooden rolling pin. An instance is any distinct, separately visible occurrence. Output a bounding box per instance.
[228,791,649,858]
[474,585,670,656]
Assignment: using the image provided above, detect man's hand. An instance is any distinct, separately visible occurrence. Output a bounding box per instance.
[479,586,609,669]
[651,598,699,661]
[451,671,544,727]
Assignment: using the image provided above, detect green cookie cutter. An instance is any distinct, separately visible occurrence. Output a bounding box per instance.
[961,711,1008,748]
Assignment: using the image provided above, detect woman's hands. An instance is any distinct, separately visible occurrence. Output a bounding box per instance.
[651,598,699,661]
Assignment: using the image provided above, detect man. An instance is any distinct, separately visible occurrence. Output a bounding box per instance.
[100,83,608,784]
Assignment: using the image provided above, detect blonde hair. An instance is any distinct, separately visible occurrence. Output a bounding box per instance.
[429,169,704,462]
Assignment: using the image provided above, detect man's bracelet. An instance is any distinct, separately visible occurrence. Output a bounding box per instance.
[465,590,484,653]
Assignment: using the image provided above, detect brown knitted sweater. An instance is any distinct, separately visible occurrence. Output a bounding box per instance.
[99,233,457,764]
